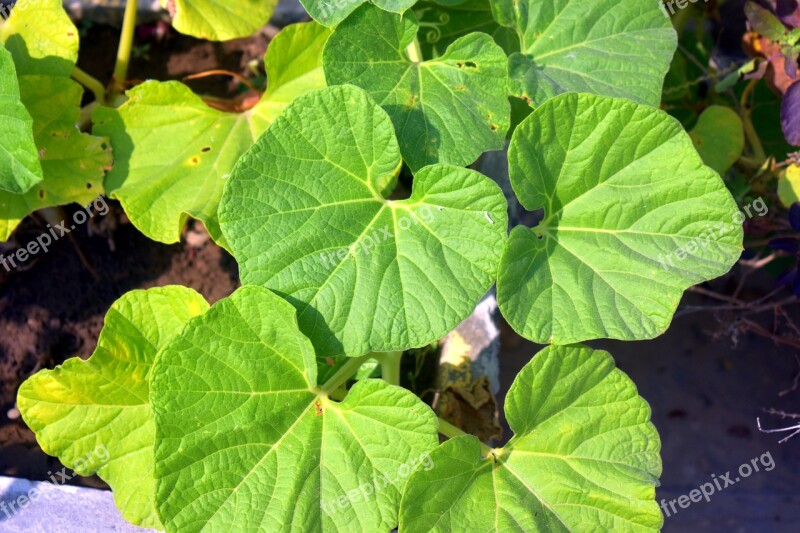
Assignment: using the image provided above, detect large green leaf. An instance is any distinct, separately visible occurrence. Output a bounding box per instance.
[93,22,329,248]
[324,4,510,171]
[151,286,439,531]
[300,0,417,27]
[497,93,743,344]
[160,0,278,41]
[490,0,677,106]
[219,85,508,357]
[0,0,111,241]
[400,344,663,532]
[0,45,42,194]
[17,286,209,529]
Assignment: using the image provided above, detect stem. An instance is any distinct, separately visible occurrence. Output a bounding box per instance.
[405,38,423,63]
[111,0,138,97]
[71,67,107,106]
[376,351,402,386]
[740,78,767,163]
[438,418,493,456]
[320,355,370,395]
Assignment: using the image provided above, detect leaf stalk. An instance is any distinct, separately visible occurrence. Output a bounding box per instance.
[320,355,370,395]
[71,67,107,106]
[111,0,138,98]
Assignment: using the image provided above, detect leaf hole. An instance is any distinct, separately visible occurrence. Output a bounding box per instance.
[201,147,211,153]
[38,189,45,199]
[86,183,93,189]
[457,61,477,69]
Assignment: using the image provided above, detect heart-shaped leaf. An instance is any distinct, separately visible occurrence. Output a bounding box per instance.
[17,286,209,529]
[93,22,330,248]
[400,344,662,532]
[219,85,508,357]
[160,0,278,41]
[497,93,743,344]
[689,105,745,175]
[324,4,510,171]
[490,0,676,106]
[0,0,111,241]
[300,0,417,27]
[0,45,42,194]
[151,286,439,531]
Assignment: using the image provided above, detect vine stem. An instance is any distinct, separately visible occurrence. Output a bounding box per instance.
[111,0,138,98]
[437,417,493,456]
[375,351,402,386]
[71,67,106,106]
[320,355,370,395]
[740,78,767,163]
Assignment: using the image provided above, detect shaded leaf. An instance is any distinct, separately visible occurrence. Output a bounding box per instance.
[689,105,745,175]
[324,4,510,171]
[0,0,111,241]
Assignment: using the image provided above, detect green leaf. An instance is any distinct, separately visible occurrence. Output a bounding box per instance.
[400,344,663,532]
[151,286,439,531]
[300,0,417,27]
[159,0,278,41]
[324,4,510,171]
[491,0,677,106]
[778,164,800,207]
[497,93,743,344]
[17,286,209,529]
[414,0,519,58]
[219,85,508,357]
[93,22,329,248]
[0,45,42,194]
[0,0,111,241]
[689,105,745,175]
[744,1,787,42]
